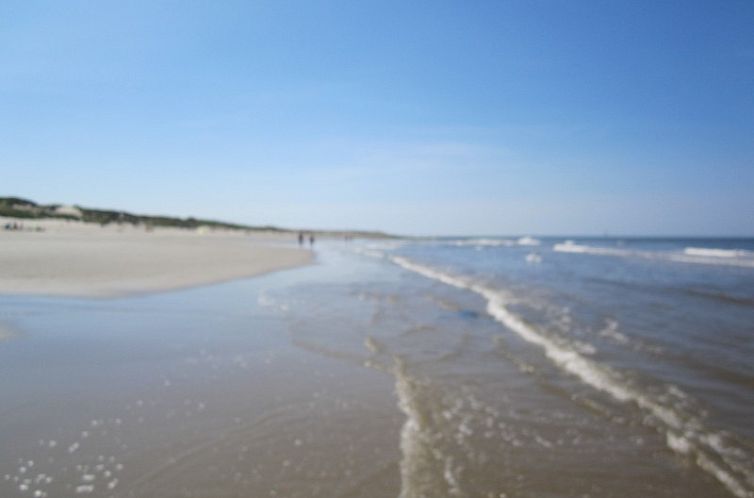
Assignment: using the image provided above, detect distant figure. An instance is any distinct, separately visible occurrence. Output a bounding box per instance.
[298,232,304,246]
[309,234,315,247]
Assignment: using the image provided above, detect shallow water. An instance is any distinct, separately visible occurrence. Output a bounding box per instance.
[1,238,752,497]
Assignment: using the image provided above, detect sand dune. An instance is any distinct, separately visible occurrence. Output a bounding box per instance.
[0,217,312,298]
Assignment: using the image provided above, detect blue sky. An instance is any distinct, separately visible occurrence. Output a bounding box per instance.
[1,0,753,235]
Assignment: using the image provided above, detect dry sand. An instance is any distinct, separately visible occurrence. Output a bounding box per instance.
[0,217,312,298]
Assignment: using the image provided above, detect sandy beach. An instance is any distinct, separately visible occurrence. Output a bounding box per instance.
[0,217,312,298]
[0,238,751,498]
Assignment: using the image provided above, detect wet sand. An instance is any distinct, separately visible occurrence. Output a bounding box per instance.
[0,255,403,498]
[0,218,312,298]
[0,242,749,498]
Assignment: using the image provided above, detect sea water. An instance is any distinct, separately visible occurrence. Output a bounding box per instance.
[0,237,752,497]
[366,236,754,497]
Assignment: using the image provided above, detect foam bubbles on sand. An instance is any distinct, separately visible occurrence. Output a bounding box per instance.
[74,484,94,494]
[2,411,133,498]
[4,458,56,497]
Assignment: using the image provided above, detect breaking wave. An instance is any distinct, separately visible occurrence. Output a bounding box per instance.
[394,358,466,498]
[447,236,540,249]
[553,241,630,257]
[553,241,754,269]
[684,247,752,259]
[449,238,515,247]
[516,236,540,246]
[389,255,754,498]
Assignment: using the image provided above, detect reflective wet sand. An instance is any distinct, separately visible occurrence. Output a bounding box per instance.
[0,245,750,497]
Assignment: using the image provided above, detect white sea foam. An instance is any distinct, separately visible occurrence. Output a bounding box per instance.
[525,253,542,264]
[599,319,629,345]
[666,432,692,455]
[697,453,752,498]
[517,236,540,246]
[394,359,445,498]
[667,253,754,268]
[389,255,754,498]
[553,241,630,257]
[450,238,515,247]
[447,236,540,249]
[554,241,754,269]
[393,356,484,498]
[684,247,750,258]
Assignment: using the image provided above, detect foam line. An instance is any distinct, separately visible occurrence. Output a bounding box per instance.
[553,241,754,268]
[684,247,751,258]
[390,255,753,498]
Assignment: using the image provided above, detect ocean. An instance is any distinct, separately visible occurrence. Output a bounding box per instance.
[1,237,752,497]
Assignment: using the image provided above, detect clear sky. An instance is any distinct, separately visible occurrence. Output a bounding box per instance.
[2,1,753,236]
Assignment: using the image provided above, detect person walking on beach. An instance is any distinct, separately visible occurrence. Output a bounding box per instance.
[298,232,304,246]
[309,234,315,247]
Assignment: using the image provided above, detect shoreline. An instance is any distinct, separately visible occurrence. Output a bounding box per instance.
[0,217,313,298]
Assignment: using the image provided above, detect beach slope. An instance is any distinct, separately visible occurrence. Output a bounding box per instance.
[0,219,311,298]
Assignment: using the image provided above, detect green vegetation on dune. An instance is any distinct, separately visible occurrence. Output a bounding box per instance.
[0,197,394,238]
[0,197,281,231]
[0,197,44,219]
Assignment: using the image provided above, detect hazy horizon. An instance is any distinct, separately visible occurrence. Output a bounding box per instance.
[2,1,753,236]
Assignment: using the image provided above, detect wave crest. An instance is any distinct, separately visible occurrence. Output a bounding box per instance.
[553,241,754,269]
[390,255,754,498]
